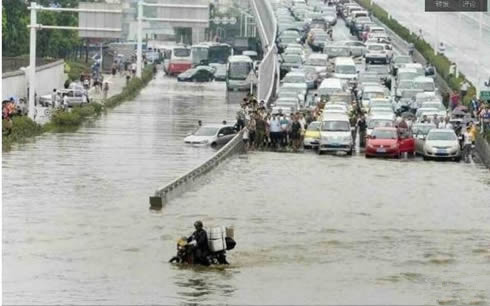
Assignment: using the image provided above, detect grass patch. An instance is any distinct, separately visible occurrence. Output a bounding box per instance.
[65,60,93,82]
[3,65,155,151]
[356,0,476,105]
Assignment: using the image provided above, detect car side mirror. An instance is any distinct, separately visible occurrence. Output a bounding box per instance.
[218,133,224,138]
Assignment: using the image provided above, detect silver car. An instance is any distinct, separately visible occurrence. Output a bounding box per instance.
[422,129,461,161]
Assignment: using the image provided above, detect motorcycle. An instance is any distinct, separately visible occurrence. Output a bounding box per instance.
[169,236,236,266]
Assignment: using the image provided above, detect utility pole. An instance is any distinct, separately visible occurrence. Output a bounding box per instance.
[137,0,143,78]
[477,11,483,98]
[28,2,38,120]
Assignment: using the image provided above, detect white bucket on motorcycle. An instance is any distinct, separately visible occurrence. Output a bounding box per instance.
[207,226,227,252]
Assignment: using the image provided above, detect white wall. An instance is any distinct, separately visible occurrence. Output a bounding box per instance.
[2,60,65,101]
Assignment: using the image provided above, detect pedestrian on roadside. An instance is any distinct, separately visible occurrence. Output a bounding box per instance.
[298,112,306,149]
[462,123,473,162]
[291,115,302,152]
[433,114,440,128]
[269,114,281,150]
[357,114,367,148]
[441,116,453,129]
[247,113,256,150]
[470,96,479,118]
[242,124,250,151]
[103,82,109,99]
[125,72,131,86]
[460,80,470,99]
[62,93,68,110]
[255,114,266,150]
[280,113,289,148]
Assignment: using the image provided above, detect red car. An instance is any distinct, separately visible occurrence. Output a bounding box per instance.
[365,127,415,158]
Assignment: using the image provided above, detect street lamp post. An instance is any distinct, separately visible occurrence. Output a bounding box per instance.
[28,2,38,120]
[136,0,143,78]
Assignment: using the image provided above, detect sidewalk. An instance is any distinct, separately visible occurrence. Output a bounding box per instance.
[33,73,127,125]
[88,73,126,103]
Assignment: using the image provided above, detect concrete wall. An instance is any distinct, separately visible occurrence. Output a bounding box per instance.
[2,60,65,101]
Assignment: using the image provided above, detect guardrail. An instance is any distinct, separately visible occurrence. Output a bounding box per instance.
[149,130,245,209]
[250,0,278,103]
[475,134,490,169]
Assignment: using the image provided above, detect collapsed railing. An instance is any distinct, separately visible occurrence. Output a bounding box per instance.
[149,131,244,209]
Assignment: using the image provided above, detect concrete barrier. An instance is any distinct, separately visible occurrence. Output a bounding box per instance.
[149,130,245,209]
[2,59,65,101]
[250,0,278,103]
[475,135,490,169]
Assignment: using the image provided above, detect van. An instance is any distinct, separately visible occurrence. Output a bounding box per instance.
[318,78,348,98]
[333,57,358,83]
[318,113,353,155]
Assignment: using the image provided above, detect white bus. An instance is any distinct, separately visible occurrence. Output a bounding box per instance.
[226,55,254,91]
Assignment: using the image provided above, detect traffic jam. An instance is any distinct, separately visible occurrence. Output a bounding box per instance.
[272,0,467,161]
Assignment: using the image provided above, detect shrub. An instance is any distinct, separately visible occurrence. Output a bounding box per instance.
[2,116,43,149]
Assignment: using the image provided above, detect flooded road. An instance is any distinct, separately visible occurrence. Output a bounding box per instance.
[3,23,490,306]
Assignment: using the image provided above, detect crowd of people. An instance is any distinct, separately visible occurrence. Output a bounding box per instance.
[235,94,317,152]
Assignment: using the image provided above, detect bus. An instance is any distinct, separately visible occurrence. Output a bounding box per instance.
[191,44,209,67]
[164,46,192,76]
[226,55,254,91]
[208,43,232,64]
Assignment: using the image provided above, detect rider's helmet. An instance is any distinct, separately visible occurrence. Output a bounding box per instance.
[194,220,203,230]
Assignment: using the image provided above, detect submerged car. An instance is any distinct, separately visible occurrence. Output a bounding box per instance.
[422,129,461,161]
[177,66,215,82]
[303,121,321,149]
[365,127,415,158]
[184,124,237,147]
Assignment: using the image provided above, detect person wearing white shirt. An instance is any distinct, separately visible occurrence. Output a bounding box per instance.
[269,114,282,149]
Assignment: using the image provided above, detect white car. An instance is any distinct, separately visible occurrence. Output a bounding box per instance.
[422,129,461,161]
[318,113,353,155]
[184,124,237,147]
[365,43,389,64]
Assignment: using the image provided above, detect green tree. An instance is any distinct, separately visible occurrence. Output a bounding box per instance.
[2,0,30,56]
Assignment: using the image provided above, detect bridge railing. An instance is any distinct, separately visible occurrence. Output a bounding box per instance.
[149,130,244,209]
[250,0,278,103]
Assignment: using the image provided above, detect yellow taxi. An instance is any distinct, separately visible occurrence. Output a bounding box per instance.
[303,121,321,149]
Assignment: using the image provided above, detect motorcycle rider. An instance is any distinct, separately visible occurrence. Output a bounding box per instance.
[187,220,210,266]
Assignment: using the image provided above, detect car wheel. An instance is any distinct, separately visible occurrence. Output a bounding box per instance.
[211,142,217,148]
[423,155,429,161]
[347,149,353,156]
[454,156,461,162]
[317,150,323,155]
[365,154,372,158]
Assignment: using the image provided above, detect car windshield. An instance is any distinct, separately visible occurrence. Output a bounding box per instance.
[427,131,457,141]
[414,81,435,91]
[413,124,435,135]
[372,129,397,139]
[364,91,385,99]
[335,65,356,74]
[398,81,414,89]
[194,127,218,136]
[394,56,411,64]
[174,48,190,57]
[306,58,327,67]
[284,75,305,83]
[326,47,350,56]
[321,120,350,131]
[368,119,393,129]
[368,45,384,51]
[284,55,302,64]
[228,62,251,80]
